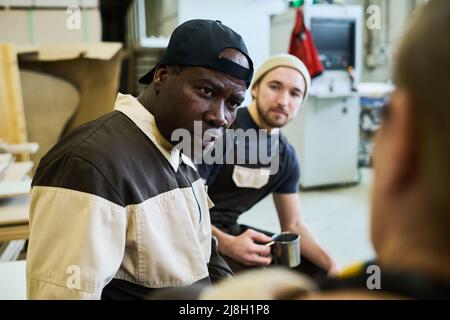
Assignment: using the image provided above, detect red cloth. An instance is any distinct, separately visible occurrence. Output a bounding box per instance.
[289,8,324,78]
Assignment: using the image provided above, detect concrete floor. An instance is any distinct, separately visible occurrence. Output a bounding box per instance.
[238,168,376,268]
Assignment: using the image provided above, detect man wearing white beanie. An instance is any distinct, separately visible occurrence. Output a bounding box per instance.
[198,54,339,278]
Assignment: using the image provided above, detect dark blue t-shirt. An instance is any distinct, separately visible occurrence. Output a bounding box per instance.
[197,107,300,229]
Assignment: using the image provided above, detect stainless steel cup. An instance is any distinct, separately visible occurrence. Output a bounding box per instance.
[270,232,301,268]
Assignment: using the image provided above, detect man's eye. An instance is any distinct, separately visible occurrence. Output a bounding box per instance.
[228,101,240,110]
[269,85,280,91]
[201,87,214,97]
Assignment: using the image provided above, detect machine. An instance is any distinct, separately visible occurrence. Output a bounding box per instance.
[271,4,363,188]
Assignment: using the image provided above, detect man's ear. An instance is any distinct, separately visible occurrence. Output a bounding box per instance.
[388,89,418,192]
[251,84,259,99]
[152,66,170,92]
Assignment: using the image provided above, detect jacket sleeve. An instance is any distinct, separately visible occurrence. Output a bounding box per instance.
[27,153,127,299]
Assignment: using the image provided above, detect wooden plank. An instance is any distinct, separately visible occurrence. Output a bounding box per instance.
[0,43,29,161]
[0,178,31,199]
[0,195,29,227]
[0,194,29,226]
[0,141,39,154]
[0,161,33,182]
[0,224,29,242]
[0,193,29,241]
[0,47,10,143]
[0,153,13,176]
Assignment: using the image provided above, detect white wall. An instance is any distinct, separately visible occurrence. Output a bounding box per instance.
[178,0,288,105]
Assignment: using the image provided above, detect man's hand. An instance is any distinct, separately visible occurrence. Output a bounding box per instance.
[219,229,273,267]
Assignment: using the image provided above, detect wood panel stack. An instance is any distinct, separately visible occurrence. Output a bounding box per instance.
[0,43,29,161]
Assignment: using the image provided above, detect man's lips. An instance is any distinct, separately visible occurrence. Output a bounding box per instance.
[269,109,288,117]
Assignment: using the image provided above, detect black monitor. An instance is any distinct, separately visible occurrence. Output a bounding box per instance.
[311,18,355,70]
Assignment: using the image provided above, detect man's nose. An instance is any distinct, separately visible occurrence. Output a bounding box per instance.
[206,100,228,128]
[276,90,289,108]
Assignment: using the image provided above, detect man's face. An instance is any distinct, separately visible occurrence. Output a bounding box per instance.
[151,49,248,157]
[371,105,391,251]
[252,67,306,128]
[371,89,414,252]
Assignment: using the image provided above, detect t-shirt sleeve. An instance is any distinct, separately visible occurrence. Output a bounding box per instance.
[275,145,300,194]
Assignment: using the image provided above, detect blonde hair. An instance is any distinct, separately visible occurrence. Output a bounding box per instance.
[394,0,450,235]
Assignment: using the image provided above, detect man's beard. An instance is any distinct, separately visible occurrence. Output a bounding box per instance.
[256,97,288,128]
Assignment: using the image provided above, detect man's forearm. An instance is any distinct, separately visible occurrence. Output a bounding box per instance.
[212,225,233,253]
[286,221,336,272]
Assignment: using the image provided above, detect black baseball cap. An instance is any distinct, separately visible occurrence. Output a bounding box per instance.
[139,19,254,87]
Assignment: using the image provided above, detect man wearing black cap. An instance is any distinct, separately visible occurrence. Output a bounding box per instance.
[27,19,253,299]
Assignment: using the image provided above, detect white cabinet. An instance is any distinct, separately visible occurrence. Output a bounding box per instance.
[283,94,360,188]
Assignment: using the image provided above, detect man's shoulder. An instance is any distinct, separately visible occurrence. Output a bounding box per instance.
[39,112,122,163]
[31,111,167,206]
[279,134,299,164]
[33,111,158,186]
[40,111,154,169]
[232,107,255,130]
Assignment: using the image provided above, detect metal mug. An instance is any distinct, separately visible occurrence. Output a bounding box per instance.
[267,232,301,268]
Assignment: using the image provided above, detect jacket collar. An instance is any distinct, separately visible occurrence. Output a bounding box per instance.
[114,93,196,172]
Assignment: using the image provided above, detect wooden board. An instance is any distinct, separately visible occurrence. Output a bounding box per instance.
[20,70,78,170]
[0,195,29,226]
[0,43,29,161]
[0,161,33,182]
[0,194,30,241]
[0,179,31,199]
[0,153,13,176]
[0,224,29,242]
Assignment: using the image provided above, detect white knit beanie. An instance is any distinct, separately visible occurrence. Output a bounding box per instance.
[251,54,311,101]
